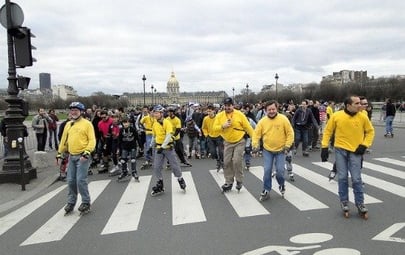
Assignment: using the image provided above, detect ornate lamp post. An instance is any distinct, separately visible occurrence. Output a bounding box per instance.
[0,0,36,184]
[232,87,235,102]
[275,73,279,101]
[151,84,154,105]
[245,83,249,103]
[154,88,157,104]
[142,74,146,106]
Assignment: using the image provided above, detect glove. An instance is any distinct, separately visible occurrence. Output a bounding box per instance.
[157,148,163,154]
[81,150,91,159]
[354,145,367,155]
[283,146,290,154]
[321,148,329,162]
[56,153,64,164]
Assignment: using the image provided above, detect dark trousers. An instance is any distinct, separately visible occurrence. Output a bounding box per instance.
[36,131,47,151]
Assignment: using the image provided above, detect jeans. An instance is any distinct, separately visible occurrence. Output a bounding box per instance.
[153,148,182,180]
[144,134,153,161]
[294,127,309,152]
[335,148,364,205]
[262,149,285,192]
[385,115,394,134]
[67,154,92,205]
[48,128,58,149]
[207,136,224,162]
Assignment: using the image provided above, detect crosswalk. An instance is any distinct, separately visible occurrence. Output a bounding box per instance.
[0,156,404,246]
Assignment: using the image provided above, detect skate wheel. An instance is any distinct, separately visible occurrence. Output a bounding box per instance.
[343,212,350,218]
[360,212,368,220]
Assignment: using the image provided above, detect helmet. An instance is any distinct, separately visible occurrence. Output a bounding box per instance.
[223,97,234,105]
[69,102,85,111]
[167,107,176,112]
[153,105,165,112]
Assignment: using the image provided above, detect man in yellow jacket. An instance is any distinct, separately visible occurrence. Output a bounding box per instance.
[57,102,96,215]
[321,95,374,218]
[202,104,223,171]
[213,97,254,192]
[252,101,294,201]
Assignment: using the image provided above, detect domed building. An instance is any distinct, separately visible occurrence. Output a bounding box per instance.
[124,71,227,107]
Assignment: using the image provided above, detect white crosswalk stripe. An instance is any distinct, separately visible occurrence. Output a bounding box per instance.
[21,180,110,246]
[1,156,404,246]
[299,163,382,204]
[0,185,67,236]
[314,161,405,198]
[249,166,329,211]
[101,176,152,235]
[172,172,207,225]
[209,170,270,217]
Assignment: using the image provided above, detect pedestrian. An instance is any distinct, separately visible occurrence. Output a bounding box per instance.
[213,97,254,193]
[291,100,319,157]
[321,95,374,218]
[57,102,96,215]
[47,109,59,150]
[117,117,139,181]
[185,116,202,159]
[150,105,186,196]
[32,108,52,151]
[252,100,294,201]
[384,98,396,137]
[97,110,113,173]
[202,104,224,171]
[0,118,8,157]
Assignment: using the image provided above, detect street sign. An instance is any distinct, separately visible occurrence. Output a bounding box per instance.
[0,2,24,29]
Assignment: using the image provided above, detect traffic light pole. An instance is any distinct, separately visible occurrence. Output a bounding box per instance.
[0,0,36,184]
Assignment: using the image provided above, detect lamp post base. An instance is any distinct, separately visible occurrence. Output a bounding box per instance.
[0,158,36,184]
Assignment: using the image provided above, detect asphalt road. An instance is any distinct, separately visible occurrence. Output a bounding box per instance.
[0,125,404,255]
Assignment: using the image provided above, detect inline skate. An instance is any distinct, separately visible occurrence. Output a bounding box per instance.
[279,185,286,198]
[178,177,186,191]
[78,203,91,216]
[259,190,270,202]
[341,201,350,218]
[221,183,233,193]
[64,203,74,216]
[151,180,164,196]
[356,204,368,220]
[235,181,243,193]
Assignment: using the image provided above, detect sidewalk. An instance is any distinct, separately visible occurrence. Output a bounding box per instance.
[0,149,60,214]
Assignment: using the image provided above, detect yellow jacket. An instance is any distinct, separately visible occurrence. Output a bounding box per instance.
[321,110,375,151]
[252,114,294,152]
[58,117,96,155]
[202,115,221,138]
[141,115,155,135]
[152,118,174,148]
[213,109,254,143]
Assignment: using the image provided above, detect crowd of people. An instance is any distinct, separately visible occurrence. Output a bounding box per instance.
[33,95,402,216]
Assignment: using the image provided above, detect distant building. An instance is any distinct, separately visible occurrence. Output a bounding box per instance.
[52,84,78,100]
[322,70,368,85]
[39,73,51,92]
[124,71,228,106]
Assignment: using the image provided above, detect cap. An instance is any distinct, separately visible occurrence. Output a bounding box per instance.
[223,97,234,105]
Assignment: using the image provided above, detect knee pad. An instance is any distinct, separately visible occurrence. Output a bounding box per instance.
[120,158,126,164]
[130,159,136,163]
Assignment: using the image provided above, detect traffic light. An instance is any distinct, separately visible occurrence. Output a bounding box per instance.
[17,75,30,90]
[9,26,36,68]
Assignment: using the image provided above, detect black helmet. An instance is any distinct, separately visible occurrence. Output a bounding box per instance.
[223,97,234,105]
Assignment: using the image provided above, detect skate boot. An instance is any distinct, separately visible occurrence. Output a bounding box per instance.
[181,161,192,167]
[64,203,75,216]
[132,171,140,182]
[78,203,91,215]
[141,161,152,170]
[356,204,368,220]
[259,190,270,202]
[328,170,336,181]
[88,169,93,175]
[221,183,233,193]
[341,201,350,218]
[117,171,130,182]
[178,177,186,191]
[235,181,243,193]
[98,163,108,174]
[109,165,121,176]
[279,185,286,197]
[151,180,165,196]
[288,171,295,182]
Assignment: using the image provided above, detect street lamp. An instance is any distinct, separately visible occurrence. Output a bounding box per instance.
[275,73,279,101]
[142,74,146,106]
[151,84,154,105]
[154,88,157,104]
[245,83,249,103]
[232,87,235,102]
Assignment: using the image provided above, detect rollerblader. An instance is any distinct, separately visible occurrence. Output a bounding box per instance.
[213,98,254,194]
[57,102,96,217]
[321,95,374,219]
[202,105,224,172]
[252,101,294,201]
[384,98,396,138]
[97,110,113,174]
[150,105,187,197]
[117,117,139,182]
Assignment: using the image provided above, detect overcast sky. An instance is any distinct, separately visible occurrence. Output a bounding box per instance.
[1,0,404,96]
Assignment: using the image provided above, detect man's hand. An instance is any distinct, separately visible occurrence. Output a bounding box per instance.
[56,153,63,165]
[354,145,367,155]
[321,148,329,162]
[283,146,290,154]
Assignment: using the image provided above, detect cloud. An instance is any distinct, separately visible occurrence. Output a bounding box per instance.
[0,0,404,97]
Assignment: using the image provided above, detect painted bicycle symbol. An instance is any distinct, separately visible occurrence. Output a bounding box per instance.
[241,233,361,255]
